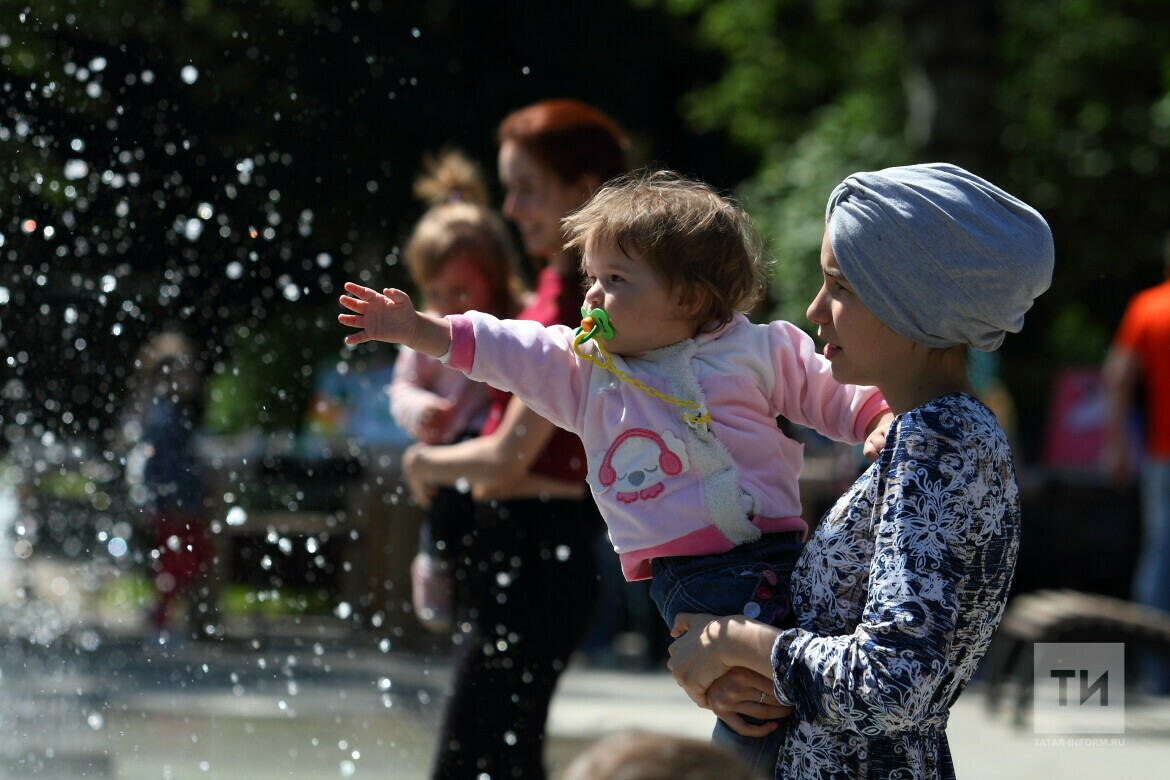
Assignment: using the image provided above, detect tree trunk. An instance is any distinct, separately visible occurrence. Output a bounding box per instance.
[895,0,999,174]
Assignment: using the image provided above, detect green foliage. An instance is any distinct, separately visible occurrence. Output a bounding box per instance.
[641,0,908,326]
[744,95,908,326]
[205,310,341,434]
[995,0,1170,319]
[1046,301,1112,368]
[0,0,742,445]
[642,0,897,153]
[645,0,1170,459]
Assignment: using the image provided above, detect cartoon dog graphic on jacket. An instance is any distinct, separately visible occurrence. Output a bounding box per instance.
[593,428,689,504]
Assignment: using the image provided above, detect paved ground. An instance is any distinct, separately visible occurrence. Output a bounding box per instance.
[2,623,1167,780]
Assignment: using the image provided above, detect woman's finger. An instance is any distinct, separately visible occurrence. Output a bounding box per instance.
[670,611,703,637]
[711,710,780,738]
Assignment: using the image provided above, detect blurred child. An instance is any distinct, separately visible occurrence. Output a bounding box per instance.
[558,729,762,780]
[124,331,217,642]
[387,149,527,632]
[340,169,891,772]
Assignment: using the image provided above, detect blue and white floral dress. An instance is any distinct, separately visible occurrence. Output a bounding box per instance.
[771,393,1020,779]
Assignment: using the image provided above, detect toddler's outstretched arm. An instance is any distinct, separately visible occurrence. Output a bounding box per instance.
[338,283,452,358]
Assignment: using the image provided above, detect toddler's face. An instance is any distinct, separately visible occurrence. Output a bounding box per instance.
[422,251,495,317]
[582,242,699,356]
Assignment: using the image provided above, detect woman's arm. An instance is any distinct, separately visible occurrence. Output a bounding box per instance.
[402,395,584,506]
[1101,343,1142,484]
[471,472,586,502]
[770,425,1013,732]
[675,415,1014,735]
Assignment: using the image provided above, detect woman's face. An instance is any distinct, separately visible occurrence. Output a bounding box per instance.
[806,229,916,391]
[498,140,589,260]
[421,251,495,317]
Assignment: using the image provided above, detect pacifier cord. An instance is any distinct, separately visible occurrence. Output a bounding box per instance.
[572,308,711,427]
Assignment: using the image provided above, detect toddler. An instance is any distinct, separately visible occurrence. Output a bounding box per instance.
[345,168,888,623]
[387,149,526,632]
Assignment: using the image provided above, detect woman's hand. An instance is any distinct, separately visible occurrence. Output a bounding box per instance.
[401,443,437,510]
[705,667,793,737]
[415,399,454,445]
[668,612,785,710]
[667,613,733,708]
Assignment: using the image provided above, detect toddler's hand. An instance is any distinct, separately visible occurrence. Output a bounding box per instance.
[863,411,894,462]
[338,283,418,346]
[417,399,454,445]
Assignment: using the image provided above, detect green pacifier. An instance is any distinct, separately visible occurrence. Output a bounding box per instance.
[575,306,614,343]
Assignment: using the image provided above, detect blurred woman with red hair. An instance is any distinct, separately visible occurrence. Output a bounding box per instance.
[402,98,630,778]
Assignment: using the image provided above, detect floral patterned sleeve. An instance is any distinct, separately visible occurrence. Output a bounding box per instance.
[770,396,1018,738]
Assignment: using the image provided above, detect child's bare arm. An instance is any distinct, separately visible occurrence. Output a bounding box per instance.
[338,283,451,357]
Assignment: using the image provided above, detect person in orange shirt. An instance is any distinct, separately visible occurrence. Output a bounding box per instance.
[1103,233,1170,695]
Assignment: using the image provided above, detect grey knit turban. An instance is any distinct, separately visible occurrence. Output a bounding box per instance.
[825,163,1054,351]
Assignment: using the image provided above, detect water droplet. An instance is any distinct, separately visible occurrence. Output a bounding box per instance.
[63,159,89,180]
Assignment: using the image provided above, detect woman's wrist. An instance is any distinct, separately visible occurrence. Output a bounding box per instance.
[402,443,432,480]
[721,615,784,679]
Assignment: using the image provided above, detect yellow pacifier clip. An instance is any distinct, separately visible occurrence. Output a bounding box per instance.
[572,307,711,426]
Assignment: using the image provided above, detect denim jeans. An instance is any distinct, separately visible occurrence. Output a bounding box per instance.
[651,532,804,777]
[1135,458,1170,694]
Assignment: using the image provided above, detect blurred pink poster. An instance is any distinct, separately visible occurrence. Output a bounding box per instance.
[1042,367,1105,468]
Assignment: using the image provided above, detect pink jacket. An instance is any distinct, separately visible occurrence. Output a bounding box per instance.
[389,346,490,444]
[446,312,888,580]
